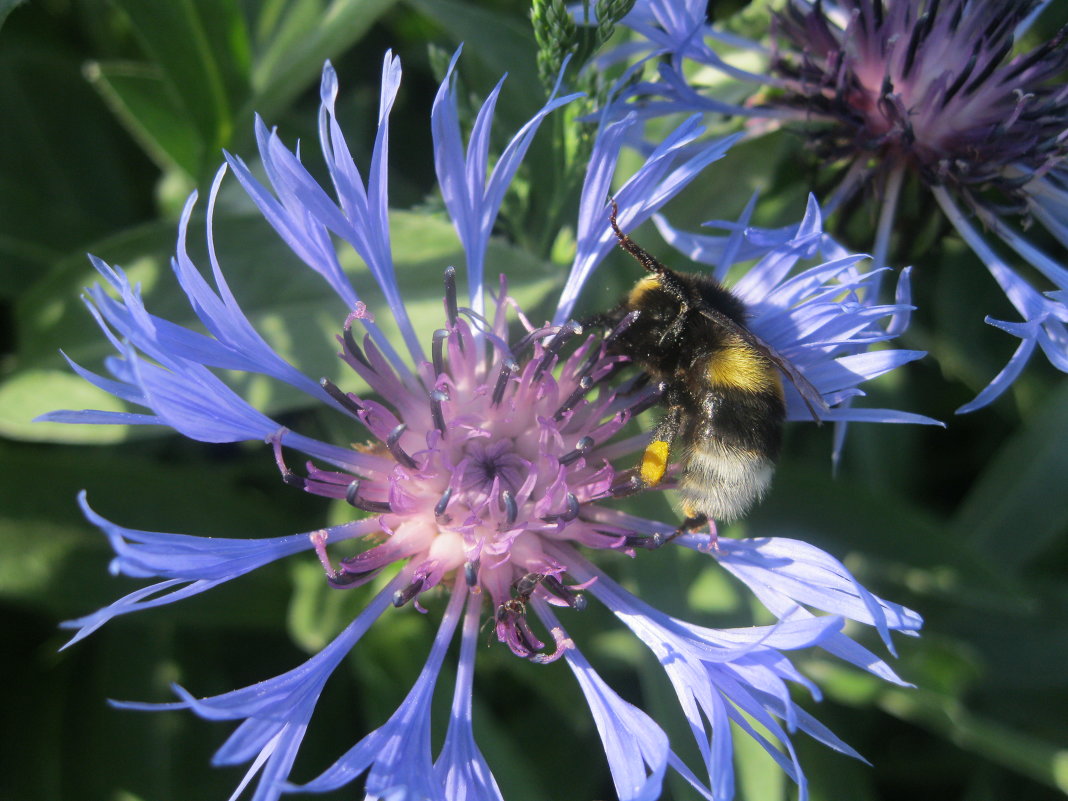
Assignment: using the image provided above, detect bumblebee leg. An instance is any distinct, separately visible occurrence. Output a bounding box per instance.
[639,403,683,487]
[645,513,710,550]
[657,306,690,347]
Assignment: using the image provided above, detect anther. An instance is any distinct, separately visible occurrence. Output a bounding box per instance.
[431,329,448,378]
[429,388,449,434]
[543,491,581,524]
[554,375,594,420]
[622,532,666,550]
[562,492,580,522]
[534,320,582,380]
[392,577,426,608]
[543,575,587,611]
[610,474,644,498]
[464,560,480,587]
[320,378,364,417]
[281,471,306,489]
[444,266,459,328]
[607,309,641,343]
[434,486,453,518]
[345,480,392,513]
[491,359,519,406]
[559,436,594,466]
[386,424,418,469]
[626,382,667,418]
[342,327,372,369]
[502,490,518,527]
[328,566,382,588]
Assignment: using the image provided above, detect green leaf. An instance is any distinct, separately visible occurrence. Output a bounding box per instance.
[734,717,787,801]
[11,208,562,443]
[877,685,1068,794]
[408,0,542,127]
[0,20,158,285]
[952,381,1068,571]
[108,0,251,175]
[0,0,26,32]
[0,369,134,443]
[84,61,201,177]
[247,0,399,124]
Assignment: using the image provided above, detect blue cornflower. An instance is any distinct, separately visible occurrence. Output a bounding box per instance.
[607,0,1068,411]
[45,51,924,801]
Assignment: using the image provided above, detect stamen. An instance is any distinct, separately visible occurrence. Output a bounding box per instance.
[329,567,383,588]
[431,329,448,378]
[942,46,979,105]
[534,320,582,380]
[963,38,1013,97]
[622,532,667,550]
[281,471,306,489]
[543,575,587,611]
[510,325,559,358]
[501,490,518,527]
[610,474,644,497]
[562,492,580,522]
[543,491,581,523]
[559,436,594,466]
[491,359,519,406]
[386,423,418,469]
[320,378,364,417]
[342,326,372,369]
[345,480,392,513]
[444,266,459,328]
[624,382,667,418]
[392,577,426,608]
[554,375,595,420]
[270,432,306,488]
[429,388,449,434]
[513,615,544,655]
[464,560,480,587]
[434,487,453,518]
[606,309,641,344]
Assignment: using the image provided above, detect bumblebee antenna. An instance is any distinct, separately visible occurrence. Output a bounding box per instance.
[608,199,694,309]
[609,199,669,277]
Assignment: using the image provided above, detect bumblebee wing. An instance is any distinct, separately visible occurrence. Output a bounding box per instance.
[695,305,828,422]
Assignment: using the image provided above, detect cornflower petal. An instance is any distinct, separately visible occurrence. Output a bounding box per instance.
[556,546,854,799]
[535,601,679,801]
[555,113,739,322]
[113,575,403,801]
[434,594,504,801]
[292,583,466,797]
[432,47,582,317]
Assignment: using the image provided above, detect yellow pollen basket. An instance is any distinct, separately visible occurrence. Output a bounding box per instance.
[640,440,671,486]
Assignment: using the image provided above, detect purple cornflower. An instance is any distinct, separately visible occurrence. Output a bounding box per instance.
[608,0,1068,410]
[45,51,924,801]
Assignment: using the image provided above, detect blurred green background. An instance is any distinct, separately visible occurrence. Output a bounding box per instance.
[2,1,1067,800]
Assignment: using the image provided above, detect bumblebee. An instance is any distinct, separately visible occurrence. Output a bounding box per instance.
[599,202,825,535]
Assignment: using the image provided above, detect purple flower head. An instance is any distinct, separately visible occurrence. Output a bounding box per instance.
[772,1,1067,199]
[46,51,924,801]
[609,0,1068,410]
